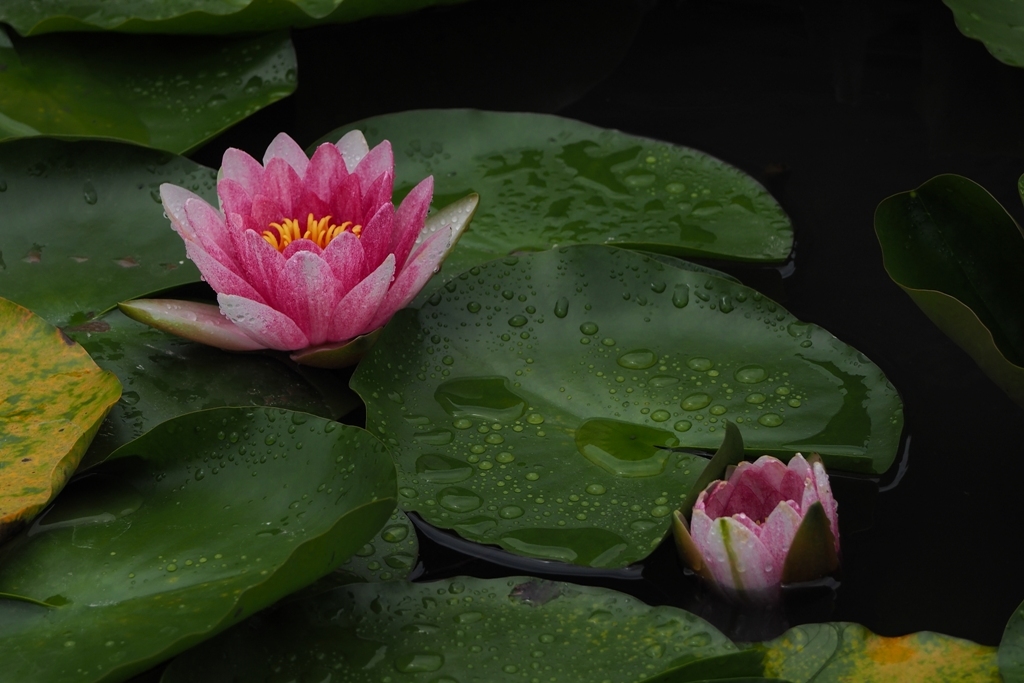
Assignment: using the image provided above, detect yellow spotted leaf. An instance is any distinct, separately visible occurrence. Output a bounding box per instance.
[762,622,1000,683]
[0,297,121,541]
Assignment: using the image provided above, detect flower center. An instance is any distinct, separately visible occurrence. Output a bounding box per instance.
[262,213,362,252]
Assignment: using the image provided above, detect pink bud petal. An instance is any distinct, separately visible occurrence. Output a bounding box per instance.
[369,226,450,330]
[392,176,434,270]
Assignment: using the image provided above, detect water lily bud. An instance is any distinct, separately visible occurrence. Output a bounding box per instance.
[673,453,840,603]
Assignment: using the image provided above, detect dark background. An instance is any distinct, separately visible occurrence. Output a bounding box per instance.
[193,0,1024,646]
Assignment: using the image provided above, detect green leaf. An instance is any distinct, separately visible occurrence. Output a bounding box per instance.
[0,28,295,154]
[336,507,419,582]
[0,0,474,35]
[0,297,121,542]
[999,597,1024,681]
[351,245,903,568]
[942,0,1024,68]
[66,309,360,466]
[874,174,1024,408]
[0,407,397,683]
[316,109,794,275]
[161,576,755,682]
[0,138,211,327]
[761,622,999,682]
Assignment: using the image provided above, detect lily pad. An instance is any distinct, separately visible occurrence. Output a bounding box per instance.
[337,507,419,582]
[66,309,360,467]
[875,174,1024,408]
[0,407,397,683]
[0,0,474,35]
[316,109,794,275]
[999,597,1024,681]
[0,28,295,153]
[0,297,121,541]
[351,246,903,568]
[761,622,999,682]
[942,0,1024,68]
[0,137,210,327]
[161,576,759,682]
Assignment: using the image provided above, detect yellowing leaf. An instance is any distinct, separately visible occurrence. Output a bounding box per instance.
[0,297,121,540]
[763,622,999,683]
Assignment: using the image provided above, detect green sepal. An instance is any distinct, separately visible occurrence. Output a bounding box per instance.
[781,501,839,585]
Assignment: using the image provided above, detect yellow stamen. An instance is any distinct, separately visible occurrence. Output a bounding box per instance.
[261,213,363,252]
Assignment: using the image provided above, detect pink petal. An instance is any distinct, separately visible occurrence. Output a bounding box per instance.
[392,176,433,270]
[263,132,310,178]
[261,157,303,219]
[118,299,266,352]
[322,231,366,292]
[697,480,731,520]
[361,170,394,220]
[275,251,340,346]
[160,184,205,243]
[330,173,364,226]
[369,226,449,329]
[218,178,253,222]
[354,140,393,194]
[758,501,804,570]
[250,194,286,234]
[357,202,395,274]
[181,240,265,304]
[217,294,309,351]
[232,227,285,302]
[184,197,236,265]
[810,460,840,548]
[329,254,395,341]
[220,148,264,196]
[336,130,369,172]
[282,239,323,259]
[692,513,775,593]
[305,142,349,204]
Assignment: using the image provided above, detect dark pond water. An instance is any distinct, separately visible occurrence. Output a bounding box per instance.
[192,0,1024,647]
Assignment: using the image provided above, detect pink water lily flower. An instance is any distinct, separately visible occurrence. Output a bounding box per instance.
[121,131,477,367]
[673,453,839,601]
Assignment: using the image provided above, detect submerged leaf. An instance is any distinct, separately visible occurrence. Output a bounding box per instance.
[0,28,296,153]
[0,0,475,35]
[0,297,121,541]
[875,174,1024,408]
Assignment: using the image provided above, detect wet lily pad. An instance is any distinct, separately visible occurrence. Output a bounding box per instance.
[317,109,794,275]
[0,407,397,683]
[161,576,759,682]
[761,622,999,682]
[0,297,121,541]
[0,28,295,153]
[67,309,360,467]
[0,138,210,327]
[875,174,1024,408]
[0,0,473,35]
[351,245,903,568]
[942,0,1024,68]
[337,508,419,582]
